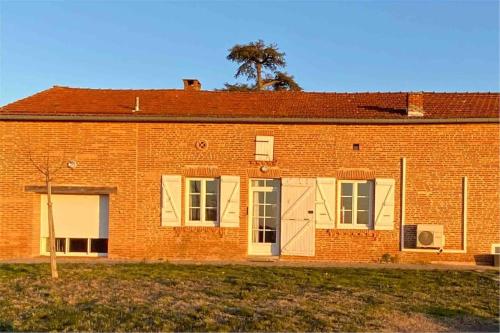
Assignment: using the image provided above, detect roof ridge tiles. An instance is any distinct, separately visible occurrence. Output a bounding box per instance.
[47,87,500,95]
[1,86,498,119]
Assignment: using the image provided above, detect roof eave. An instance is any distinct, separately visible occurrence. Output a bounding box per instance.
[0,114,498,124]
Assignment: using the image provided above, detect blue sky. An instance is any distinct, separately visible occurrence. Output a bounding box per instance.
[0,0,498,105]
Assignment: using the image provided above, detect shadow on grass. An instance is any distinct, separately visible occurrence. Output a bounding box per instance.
[0,320,14,331]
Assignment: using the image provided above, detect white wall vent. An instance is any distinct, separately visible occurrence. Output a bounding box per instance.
[416,224,444,248]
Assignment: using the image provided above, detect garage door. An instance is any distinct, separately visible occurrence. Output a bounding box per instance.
[40,194,109,256]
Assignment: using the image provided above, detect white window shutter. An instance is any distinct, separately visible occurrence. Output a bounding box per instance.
[255,136,274,161]
[315,177,336,229]
[374,178,395,230]
[220,176,240,227]
[161,175,181,226]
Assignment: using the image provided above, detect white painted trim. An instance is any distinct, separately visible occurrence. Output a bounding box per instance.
[184,177,219,227]
[402,248,440,253]
[400,158,406,251]
[462,176,468,253]
[491,244,500,254]
[247,178,281,256]
[336,180,373,229]
[40,237,107,257]
[401,249,467,254]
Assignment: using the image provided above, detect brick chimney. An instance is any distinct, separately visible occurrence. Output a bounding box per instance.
[183,79,201,91]
[407,92,424,117]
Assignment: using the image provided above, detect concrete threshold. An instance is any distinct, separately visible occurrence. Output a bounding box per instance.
[246,256,280,262]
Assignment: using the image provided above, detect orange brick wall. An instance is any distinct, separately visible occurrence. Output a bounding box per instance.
[0,121,498,263]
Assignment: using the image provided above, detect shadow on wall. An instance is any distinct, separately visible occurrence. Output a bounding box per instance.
[358,106,406,115]
[474,255,493,265]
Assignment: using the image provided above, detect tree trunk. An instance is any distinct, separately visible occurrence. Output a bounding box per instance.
[46,177,58,279]
[256,63,262,91]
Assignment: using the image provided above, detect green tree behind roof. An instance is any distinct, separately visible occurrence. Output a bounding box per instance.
[223,40,302,91]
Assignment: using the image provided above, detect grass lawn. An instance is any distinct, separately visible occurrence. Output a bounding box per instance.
[0,263,498,332]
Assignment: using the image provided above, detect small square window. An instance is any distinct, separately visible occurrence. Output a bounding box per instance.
[353,144,360,150]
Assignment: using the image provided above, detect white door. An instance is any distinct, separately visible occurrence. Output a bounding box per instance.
[248,179,280,256]
[280,178,316,256]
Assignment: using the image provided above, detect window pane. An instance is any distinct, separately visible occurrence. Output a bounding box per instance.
[189,194,200,208]
[90,239,108,253]
[252,217,260,230]
[55,238,66,252]
[190,208,201,221]
[342,211,353,224]
[265,205,277,218]
[205,194,217,208]
[341,183,353,196]
[264,230,276,243]
[69,238,88,253]
[259,217,265,229]
[266,191,277,204]
[259,204,265,217]
[266,218,277,230]
[47,238,66,252]
[252,180,265,187]
[267,180,280,190]
[253,204,260,218]
[205,208,217,221]
[357,211,369,225]
[190,180,201,194]
[341,197,352,210]
[206,180,217,194]
[358,182,371,197]
[358,197,369,211]
[253,229,264,242]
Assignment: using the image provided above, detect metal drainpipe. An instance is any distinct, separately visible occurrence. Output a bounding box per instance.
[400,157,406,251]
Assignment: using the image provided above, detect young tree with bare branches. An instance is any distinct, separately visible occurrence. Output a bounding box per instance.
[28,150,67,279]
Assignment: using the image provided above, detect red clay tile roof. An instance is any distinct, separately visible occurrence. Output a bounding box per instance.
[1,86,498,119]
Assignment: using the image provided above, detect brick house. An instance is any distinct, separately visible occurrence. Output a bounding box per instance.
[0,81,498,264]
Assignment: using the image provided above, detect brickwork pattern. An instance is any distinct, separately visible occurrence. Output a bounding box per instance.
[0,121,498,263]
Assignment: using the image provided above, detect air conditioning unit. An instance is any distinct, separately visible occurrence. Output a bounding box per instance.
[416,224,444,248]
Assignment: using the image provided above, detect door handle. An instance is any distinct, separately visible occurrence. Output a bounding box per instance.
[308,210,314,214]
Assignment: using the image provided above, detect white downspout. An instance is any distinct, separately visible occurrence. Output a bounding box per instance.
[462,176,468,253]
[400,157,406,251]
[441,176,468,254]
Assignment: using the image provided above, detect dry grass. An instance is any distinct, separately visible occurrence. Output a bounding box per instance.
[0,263,498,332]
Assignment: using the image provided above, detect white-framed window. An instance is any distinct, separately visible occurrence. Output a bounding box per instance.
[42,237,108,256]
[338,180,373,229]
[185,178,219,226]
[255,136,274,161]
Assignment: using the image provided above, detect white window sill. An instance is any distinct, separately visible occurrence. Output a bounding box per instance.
[40,252,106,257]
[185,221,219,227]
[337,224,372,230]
